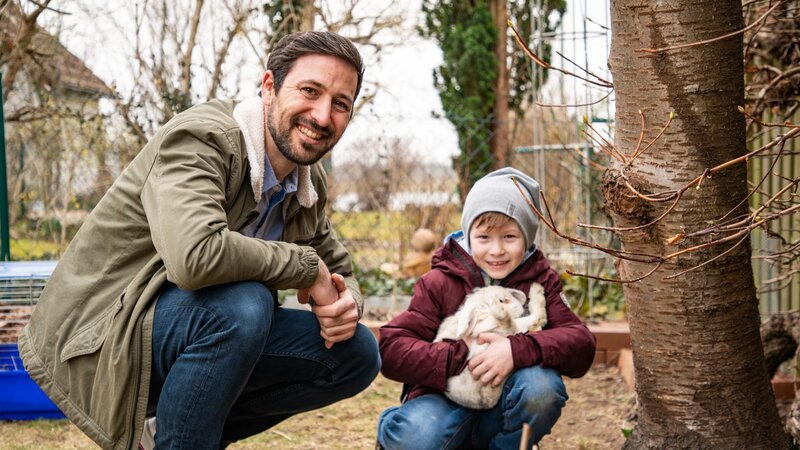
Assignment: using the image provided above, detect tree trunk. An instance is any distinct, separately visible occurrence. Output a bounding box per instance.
[490,0,509,168]
[607,0,790,447]
[2,2,49,102]
[300,0,315,31]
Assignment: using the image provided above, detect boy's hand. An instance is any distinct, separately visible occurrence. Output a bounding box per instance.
[311,273,359,349]
[468,333,514,387]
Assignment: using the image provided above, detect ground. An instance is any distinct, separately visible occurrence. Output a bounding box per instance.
[0,365,634,449]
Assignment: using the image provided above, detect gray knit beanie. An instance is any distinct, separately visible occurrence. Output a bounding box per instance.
[461,168,542,250]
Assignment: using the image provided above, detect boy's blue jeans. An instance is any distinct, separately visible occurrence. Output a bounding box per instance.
[376,366,567,450]
[147,281,381,449]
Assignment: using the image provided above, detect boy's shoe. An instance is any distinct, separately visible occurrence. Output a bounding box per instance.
[138,417,156,450]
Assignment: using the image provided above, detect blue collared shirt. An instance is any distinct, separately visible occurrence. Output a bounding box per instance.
[241,156,298,241]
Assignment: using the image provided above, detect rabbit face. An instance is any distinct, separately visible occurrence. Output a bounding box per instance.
[451,286,527,338]
[487,287,525,320]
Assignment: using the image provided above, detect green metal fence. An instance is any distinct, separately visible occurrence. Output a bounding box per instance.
[750,117,800,315]
[1,72,11,262]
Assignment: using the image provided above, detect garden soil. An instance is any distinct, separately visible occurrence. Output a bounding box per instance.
[0,365,636,449]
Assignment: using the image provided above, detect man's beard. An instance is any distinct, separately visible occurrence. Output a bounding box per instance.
[267,104,335,166]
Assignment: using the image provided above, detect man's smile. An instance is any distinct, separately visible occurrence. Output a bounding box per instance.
[297,123,323,140]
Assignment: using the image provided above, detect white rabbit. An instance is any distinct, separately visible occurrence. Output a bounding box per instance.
[514,282,548,333]
[433,283,548,409]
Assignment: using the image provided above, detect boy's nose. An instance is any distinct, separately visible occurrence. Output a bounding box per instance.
[489,241,505,255]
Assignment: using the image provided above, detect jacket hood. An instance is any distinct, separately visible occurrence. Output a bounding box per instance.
[431,238,552,290]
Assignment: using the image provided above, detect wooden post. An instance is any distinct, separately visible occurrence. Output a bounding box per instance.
[519,422,532,449]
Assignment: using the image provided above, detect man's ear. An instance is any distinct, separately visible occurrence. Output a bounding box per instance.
[261,70,275,98]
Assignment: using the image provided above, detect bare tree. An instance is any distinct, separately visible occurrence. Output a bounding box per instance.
[110,0,255,141]
[98,0,406,144]
[565,0,790,446]
[0,0,52,102]
[1,0,121,256]
[253,0,407,114]
[507,0,797,444]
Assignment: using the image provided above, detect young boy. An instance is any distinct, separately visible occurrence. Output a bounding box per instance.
[376,168,596,450]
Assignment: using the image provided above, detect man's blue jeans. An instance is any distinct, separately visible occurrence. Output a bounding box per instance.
[147,281,381,449]
[376,366,567,450]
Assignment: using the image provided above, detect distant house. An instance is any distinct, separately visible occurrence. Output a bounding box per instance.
[1,1,114,237]
[0,1,112,116]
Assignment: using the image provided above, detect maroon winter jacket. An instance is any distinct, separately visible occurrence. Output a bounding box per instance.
[379,238,596,402]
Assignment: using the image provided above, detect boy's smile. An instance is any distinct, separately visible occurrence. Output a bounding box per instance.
[469,220,526,280]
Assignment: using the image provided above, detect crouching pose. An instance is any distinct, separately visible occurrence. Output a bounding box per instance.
[377,168,596,449]
[20,31,380,449]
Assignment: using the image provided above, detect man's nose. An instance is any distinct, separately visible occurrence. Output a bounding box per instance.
[308,99,332,128]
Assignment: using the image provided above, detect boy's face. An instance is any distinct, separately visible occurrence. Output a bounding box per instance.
[469,219,526,280]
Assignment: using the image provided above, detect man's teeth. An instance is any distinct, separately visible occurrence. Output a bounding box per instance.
[298,125,322,139]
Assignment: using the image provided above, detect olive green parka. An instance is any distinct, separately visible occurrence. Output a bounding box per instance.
[18,98,361,449]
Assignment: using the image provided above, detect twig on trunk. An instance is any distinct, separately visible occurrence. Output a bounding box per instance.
[640,1,785,54]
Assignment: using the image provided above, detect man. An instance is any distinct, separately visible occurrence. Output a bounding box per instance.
[19,31,380,449]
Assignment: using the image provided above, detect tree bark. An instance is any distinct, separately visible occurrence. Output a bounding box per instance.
[300,0,315,31]
[1,1,50,102]
[179,0,205,98]
[490,0,509,168]
[607,0,790,447]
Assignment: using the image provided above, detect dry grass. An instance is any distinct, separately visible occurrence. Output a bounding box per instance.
[0,367,632,449]
[231,375,399,449]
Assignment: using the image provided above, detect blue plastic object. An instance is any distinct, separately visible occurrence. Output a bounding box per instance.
[0,343,65,420]
[0,260,57,279]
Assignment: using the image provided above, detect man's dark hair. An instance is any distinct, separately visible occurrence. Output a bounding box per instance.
[267,31,364,101]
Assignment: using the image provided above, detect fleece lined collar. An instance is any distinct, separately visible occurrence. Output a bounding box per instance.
[232,96,318,208]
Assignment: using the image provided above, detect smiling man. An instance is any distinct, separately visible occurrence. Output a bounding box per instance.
[19,31,380,450]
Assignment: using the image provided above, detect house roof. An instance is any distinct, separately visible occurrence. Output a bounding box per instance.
[0,2,113,97]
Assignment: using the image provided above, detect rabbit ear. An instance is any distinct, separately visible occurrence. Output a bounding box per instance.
[456,302,481,338]
[508,288,527,305]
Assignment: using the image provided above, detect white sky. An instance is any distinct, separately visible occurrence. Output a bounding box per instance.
[42,0,611,165]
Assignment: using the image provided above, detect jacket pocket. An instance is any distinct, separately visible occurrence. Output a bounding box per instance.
[59,294,124,363]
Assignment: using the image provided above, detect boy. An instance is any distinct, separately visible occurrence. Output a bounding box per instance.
[377,168,596,449]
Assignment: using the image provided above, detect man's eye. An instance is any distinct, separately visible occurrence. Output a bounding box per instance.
[334,100,351,113]
[301,87,317,96]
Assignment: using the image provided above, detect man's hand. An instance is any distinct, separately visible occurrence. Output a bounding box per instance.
[297,258,338,307]
[467,333,514,387]
[311,273,359,349]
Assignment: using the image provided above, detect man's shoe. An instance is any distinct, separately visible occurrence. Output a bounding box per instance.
[138,417,156,450]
